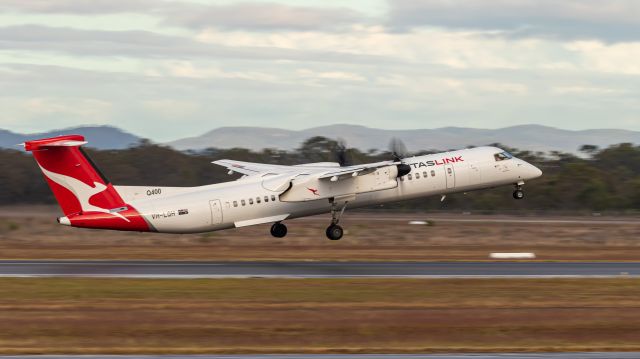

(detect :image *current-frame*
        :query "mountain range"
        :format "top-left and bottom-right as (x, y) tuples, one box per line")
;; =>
(2, 124), (639, 154)
(0, 126), (140, 150)
(167, 124), (640, 154)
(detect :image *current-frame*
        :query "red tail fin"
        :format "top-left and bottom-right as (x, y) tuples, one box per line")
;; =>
(24, 135), (126, 216)
(24, 135), (151, 232)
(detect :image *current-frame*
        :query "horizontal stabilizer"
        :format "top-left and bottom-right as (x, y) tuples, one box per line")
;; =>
(22, 135), (88, 151)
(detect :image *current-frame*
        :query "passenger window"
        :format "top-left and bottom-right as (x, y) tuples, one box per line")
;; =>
(233, 201), (238, 207)
(249, 198), (254, 205)
(408, 174), (412, 180)
(415, 173), (420, 179)
(256, 197), (261, 204)
(241, 199), (246, 206)
(271, 195), (276, 202)
(447, 168), (452, 174)
(431, 170), (435, 177)
(423, 171), (428, 178)
(264, 196), (269, 202)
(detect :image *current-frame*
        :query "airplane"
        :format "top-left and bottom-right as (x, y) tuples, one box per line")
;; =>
(23, 134), (542, 240)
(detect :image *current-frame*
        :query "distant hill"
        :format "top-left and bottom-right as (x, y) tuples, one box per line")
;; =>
(167, 124), (640, 154)
(3, 124), (639, 154)
(0, 126), (141, 150)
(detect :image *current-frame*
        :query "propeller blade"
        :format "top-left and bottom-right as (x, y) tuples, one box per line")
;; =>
(334, 138), (349, 167)
(389, 137), (409, 162)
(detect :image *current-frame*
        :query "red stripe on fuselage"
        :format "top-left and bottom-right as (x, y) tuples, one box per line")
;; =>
(67, 205), (152, 232)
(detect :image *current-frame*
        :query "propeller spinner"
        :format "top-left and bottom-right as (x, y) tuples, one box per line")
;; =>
(389, 138), (411, 177)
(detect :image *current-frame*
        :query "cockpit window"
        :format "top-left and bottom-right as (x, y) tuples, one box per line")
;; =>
(494, 151), (513, 161)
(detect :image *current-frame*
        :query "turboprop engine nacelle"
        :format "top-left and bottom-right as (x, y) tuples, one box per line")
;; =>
(397, 163), (411, 177)
(280, 165), (399, 202)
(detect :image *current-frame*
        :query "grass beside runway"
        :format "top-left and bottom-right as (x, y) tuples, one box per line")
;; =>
(2, 210), (640, 261)
(1, 278), (640, 354)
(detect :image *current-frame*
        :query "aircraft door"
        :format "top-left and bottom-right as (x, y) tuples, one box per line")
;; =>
(469, 164), (481, 184)
(445, 165), (455, 189)
(209, 199), (223, 225)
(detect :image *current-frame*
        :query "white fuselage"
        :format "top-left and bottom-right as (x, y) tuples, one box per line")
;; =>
(114, 146), (542, 233)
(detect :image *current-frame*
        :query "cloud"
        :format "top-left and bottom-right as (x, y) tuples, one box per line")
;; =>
(151, 61), (280, 82)
(1, 61), (640, 139)
(0, 25), (389, 65)
(0, 0), (155, 14)
(143, 99), (200, 118)
(296, 69), (367, 84)
(24, 97), (112, 117)
(164, 2), (366, 32)
(551, 86), (624, 95)
(2, 1), (640, 136)
(6, 0), (638, 42)
(389, 0), (640, 42)
(1, 0), (367, 32)
(0, 95), (113, 131)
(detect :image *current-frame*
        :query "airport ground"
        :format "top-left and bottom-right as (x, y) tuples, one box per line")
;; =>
(1, 206), (639, 355)
(0, 206), (639, 261)
(1, 277), (640, 354)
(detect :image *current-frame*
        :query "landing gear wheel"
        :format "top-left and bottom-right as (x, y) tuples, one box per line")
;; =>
(326, 224), (344, 241)
(270, 222), (287, 238)
(513, 189), (524, 200)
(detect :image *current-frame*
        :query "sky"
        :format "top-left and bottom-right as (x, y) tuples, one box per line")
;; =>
(0, 0), (639, 141)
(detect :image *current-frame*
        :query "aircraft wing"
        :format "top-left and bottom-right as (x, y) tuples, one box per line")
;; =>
(213, 159), (403, 201)
(212, 159), (296, 176)
(213, 159), (396, 178)
(316, 161), (396, 181)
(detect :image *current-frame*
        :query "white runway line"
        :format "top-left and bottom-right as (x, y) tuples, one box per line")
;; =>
(490, 253), (536, 259)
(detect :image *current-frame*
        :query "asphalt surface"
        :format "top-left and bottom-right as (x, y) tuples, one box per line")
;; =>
(321, 214), (640, 225)
(0, 354), (638, 358)
(0, 260), (639, 278)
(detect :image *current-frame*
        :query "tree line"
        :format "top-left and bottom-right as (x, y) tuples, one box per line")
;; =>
(1, 137), (638, 212)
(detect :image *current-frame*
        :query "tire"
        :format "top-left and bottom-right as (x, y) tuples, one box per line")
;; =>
(513, 190), (524, 200)
(270, 222), (287, 238)
(325, 224), (344, 240)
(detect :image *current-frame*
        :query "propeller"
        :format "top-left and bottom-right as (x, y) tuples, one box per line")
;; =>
(389, 138), (412, 177)
(334, 138), (349, 167)
(389, 138), (408, 162)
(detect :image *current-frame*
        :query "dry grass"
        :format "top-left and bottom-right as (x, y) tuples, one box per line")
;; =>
(1, 206), (639, 261)
(0, 278), (639, 353)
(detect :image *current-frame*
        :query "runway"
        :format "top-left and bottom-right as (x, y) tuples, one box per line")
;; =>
(0, 260), (639, 278)
(0, 354), (638, 359)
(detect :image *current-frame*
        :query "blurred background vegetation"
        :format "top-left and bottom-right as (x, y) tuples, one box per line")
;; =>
(1, 137), (638, 213)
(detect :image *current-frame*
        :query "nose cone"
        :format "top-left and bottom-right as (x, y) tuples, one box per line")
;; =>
(527, 163), (543, 179)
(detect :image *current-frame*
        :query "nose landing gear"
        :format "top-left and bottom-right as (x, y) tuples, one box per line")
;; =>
(513, 189), (524, 199)
(513, 182), (525, 200)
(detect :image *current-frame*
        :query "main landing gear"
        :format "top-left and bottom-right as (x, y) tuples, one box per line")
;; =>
(269, 200), (348, 240)
(270, 222), (287, 238)
(326, 200), (347, 240)
(513, 182), (525, 200)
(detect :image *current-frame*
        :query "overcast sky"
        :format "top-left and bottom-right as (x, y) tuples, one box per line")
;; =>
(1, 0), (639, 141)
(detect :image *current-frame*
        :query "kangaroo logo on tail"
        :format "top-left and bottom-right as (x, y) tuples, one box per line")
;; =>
(39, 165), (130, 222)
